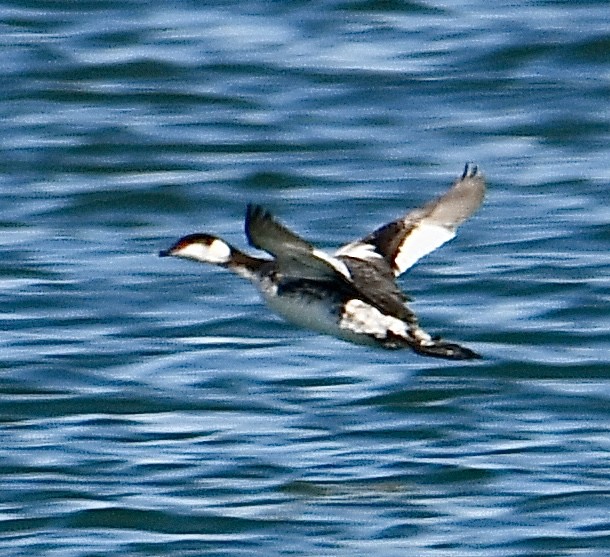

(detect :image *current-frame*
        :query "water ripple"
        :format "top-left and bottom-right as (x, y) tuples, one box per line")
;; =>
(2, 0), (610, 555)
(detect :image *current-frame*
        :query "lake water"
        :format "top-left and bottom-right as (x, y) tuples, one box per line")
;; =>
(1, 1), (610, 555)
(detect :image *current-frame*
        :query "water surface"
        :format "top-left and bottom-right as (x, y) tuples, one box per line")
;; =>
(1, 1), (610, 555)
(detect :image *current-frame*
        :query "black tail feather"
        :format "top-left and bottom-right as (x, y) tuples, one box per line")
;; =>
(412, 339), (481, 360)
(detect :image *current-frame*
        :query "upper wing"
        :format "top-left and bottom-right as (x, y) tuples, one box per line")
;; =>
(246, 204), (419, 321)
(245, 204), (352, 281)
(338, 255), (415, 323)
(335, 163), (485, 277)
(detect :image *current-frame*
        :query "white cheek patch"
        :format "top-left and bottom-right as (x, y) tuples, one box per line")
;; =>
(340, 299), (408, 339)
(208, 238), (232, 263)
(393, 223), (455, 275)
(177, 239), (231, 264)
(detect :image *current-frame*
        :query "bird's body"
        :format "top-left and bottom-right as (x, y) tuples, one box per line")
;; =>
(160, 164), (485, 360)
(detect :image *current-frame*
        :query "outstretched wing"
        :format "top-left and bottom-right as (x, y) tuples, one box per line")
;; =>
(245, 204), (352, 281)
(245, 204), (416, 321)
(336, 163), (485, 277)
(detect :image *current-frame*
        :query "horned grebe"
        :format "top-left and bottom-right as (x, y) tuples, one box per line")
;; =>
(160, 164), (485, 360)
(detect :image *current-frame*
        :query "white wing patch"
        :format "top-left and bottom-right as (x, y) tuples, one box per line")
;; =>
(393, 223), (455, 275)
(334, 241), (384, 261)
(311, 249), (352, 280)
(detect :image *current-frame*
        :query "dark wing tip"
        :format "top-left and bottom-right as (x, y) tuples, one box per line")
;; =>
(245, 203), (261, 218)
(245, 203), (298, 253)
(245, 203), (257, 227)
(245, 203), (272, 223)
(245, 203), (266, 247)
(462, 162), (479, 179)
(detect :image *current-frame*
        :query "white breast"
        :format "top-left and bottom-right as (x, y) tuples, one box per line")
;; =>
(259, 283), (343, 337)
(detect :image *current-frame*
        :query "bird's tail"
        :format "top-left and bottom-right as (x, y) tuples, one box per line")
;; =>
(410, 337), (480, 360)
(384, 329), (480, 360)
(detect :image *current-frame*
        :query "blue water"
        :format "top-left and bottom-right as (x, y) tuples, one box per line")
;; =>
(2, 1), (610, 555)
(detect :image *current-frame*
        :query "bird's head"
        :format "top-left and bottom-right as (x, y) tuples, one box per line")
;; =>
(159, 234), (232, 265)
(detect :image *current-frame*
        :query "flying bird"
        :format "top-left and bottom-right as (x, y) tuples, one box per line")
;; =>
(160, 164), (485, 359)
